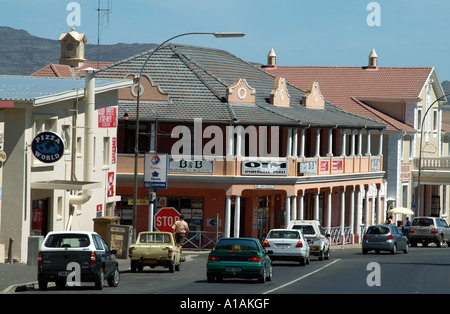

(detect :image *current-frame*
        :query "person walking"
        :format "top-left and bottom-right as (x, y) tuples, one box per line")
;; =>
(172, 215), (189, 257)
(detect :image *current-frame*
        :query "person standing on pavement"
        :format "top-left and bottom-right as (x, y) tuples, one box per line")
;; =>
(172, 215), (189, 256)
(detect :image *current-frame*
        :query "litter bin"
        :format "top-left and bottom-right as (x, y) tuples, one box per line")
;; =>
(93, 216), (120, 240)
(27, 236), (44, 266)
(106, 224), (132, 259)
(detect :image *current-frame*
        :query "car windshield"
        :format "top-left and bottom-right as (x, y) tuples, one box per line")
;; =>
(292, 225), (315, 235)
(44, 233), (90, 248)
(215, 239), (259, 252)
(412, 218), (434, 227)
(268, 230), (299, 239)
(366, 226), (390, 235)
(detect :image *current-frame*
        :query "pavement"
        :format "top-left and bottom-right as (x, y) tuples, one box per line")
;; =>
(0, 244), (361, 294)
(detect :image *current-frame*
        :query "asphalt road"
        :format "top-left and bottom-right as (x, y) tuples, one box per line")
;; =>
(17, 244), (450, 295)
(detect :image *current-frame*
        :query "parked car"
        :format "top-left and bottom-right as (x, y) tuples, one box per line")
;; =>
(263, 229), (310, 266)
(408, 216), (450, 247)
(287, 220), (330, 260)
(362, 224), (408, 254)
(129, 231), (181, 272)
(37, 231), (120, 290)
(206, 237), (272, 283)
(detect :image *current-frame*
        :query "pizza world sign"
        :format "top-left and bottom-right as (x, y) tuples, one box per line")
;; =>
(31, 131), (65, 163)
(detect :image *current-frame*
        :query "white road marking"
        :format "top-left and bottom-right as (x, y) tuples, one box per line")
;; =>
(263, 259), (341, 294)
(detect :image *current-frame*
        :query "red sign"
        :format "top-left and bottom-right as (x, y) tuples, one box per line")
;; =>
(98, 107), (117, 128)
(154, 207), (181, 232)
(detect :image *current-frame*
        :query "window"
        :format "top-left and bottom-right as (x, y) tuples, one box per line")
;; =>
(44, 233), (90, 248)
(417, 108), (422, 131)
(103, 137), (110, 167)
(433, 109), (438, 132)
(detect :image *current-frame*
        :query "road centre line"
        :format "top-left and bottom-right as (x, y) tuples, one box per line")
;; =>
(263, 259), (341, 294)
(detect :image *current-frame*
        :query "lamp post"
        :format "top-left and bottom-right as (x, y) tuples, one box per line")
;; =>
(132, 32), (245, 241)
(416, 93), (450, 216)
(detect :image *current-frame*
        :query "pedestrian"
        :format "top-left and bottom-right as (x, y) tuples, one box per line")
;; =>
(405, 216), (411, 227)
(172, 215), (189, 256)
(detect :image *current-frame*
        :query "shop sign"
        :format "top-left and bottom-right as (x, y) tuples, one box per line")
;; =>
(31, 131), (65, 163)
(98, 107), (117, 128)
(144, 153), (168, 189)
(242, 161), (287, 176)
(169, 158), (213, 173)
(298, 161), (317, 175)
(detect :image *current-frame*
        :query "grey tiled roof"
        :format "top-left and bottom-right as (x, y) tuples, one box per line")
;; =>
(95, 44), (385, 129)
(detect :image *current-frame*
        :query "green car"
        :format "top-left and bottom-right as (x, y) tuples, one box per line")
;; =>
(206, 237), (272, 283)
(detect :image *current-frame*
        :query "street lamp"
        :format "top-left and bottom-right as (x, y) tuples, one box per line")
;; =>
(132, 32), (245, 241)
(416, 93), (450, 216)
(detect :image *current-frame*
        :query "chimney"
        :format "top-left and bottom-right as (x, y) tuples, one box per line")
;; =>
(368, 48), (378, 68)
(266, 48), (277, 67)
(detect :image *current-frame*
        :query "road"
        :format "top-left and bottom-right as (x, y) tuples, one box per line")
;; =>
(19, 245), (450, 296)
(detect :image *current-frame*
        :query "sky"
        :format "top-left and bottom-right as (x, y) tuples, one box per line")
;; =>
(1, 0), (450, 80)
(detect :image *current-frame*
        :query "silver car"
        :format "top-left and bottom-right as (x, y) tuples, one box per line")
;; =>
(362, 224), (409, 254)
(408, 216), (450, 247)
(263, 229), (310, 266)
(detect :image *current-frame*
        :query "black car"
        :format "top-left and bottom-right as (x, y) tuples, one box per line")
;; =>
(37, 231), (120, 290)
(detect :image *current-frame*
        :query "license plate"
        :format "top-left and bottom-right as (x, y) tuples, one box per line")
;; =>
(226, 267), (241, 272)
(58, 271), (70, 277)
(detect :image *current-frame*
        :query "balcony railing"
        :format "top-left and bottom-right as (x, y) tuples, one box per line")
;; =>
(414, 157), (450, 170)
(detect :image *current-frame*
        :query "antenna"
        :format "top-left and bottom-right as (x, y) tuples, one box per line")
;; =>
(96, 0), (112, 68)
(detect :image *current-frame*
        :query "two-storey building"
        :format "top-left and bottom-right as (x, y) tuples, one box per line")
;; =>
(95, 44), (387, 247)
(262, 48), (448, 221)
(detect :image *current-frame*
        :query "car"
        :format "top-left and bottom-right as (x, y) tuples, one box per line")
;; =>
(37, 231), (120, 290)
(263, 229), (310, 266)
(206, 237), (272, 283)
(408, 216), (450, 247)
(129, 231), (181, 272)
(362, 224), (408, 254)
(287, 220), (330, 260)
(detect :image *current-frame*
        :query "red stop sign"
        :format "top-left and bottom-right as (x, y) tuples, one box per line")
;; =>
(154, 207), (181, 232)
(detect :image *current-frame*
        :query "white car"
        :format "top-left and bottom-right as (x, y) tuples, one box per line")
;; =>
(263, 229), (310, 266)
(287, 220), (331, 261)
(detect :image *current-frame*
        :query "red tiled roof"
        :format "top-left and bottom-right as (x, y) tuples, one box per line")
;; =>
(31, 61), (113, 78)
(263, 66), (434, 131)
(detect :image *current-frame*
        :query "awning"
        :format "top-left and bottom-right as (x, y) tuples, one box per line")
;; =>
(31, 180), (101, 190)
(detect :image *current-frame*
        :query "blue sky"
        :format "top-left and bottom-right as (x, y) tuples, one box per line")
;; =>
(2, 0), (450, 80)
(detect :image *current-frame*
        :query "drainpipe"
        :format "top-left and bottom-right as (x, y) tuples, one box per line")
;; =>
(66, 72), (95, 229)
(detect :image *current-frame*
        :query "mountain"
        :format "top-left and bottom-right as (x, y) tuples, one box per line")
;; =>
(0, 26), (157, 75)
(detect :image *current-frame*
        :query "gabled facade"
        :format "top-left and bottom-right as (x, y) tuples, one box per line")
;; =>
(0, 75), (132, 263)
(261, 49), (448, 221)
(95, 44), (387, 246)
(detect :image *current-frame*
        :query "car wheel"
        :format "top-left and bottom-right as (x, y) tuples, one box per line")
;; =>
(403, 243), (409, 254)
(266, 265), (273, 282)
(107, 265), (120, 287)
(324, 248), (330, 260)
(130, 260), (137, 273)
(300, 257), (306, 266)
(362, 249), (368, 254)
(169, 260), (175, 273)
(175, 261), (181, 271)
(55, 278), (66, 289)
(258, 268), (266, 283)
(318, 249), (325, 261)
(436, 235), (444, 248)
(38, 277), (48, 291)
(95, 268), (105, 290)
(391, 244), (397, 255)
(207, 273), (216, 283)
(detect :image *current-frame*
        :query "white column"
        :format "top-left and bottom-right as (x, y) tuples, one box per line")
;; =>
(292, 128), (298, 158)
(299, 128), (305, 158)
(235, 126), (242, 158)
(298, 194), (304, 219)
(226, 127), (234, 159)
(327, 191), (332, 234)
(285, 195), (291, 227)
(356, 188), (362, 238)
(314, 193), (320, 220)
(351, 130), (356, 156)
(286, 128), (293, 158)
(376, 186), (381, 224)
(349, 189), (355, 239)
(327, 128), (333, 156)
(315, 128), (321, 157)
(366, 131), (371, 156)
(225, 195), (231, 237)
(341, 129), (347, 157)
(358, 130), (363, 156)
(378, 130), (383, 156)
(364, 188), (370, 226)
(291, 195), (297, 220)
(340, 189), (346, 237)
(234, 195), (241, 237)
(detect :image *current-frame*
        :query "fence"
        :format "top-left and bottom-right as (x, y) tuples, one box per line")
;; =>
(183, 231), (223, 250)
(328, 226), (352, 245)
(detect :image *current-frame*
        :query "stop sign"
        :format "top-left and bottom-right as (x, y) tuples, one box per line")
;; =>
(154, 207), (181, 232)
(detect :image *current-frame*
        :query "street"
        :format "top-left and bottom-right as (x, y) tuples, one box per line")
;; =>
(18, 245), (450, 295)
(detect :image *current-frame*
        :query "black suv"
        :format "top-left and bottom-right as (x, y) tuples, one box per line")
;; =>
(408, 217), (450, 247)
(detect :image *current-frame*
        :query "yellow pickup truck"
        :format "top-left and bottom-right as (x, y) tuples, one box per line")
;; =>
(128, 231), (181, 273)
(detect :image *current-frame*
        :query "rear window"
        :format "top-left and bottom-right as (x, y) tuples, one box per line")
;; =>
(44, 233), (90, 248)
(291, 225), (315, 235)
(140, 233), (171, 243)
(412, 218), (435, 227)
(366, 226), (390, 235)
(215, 239), (259, 251)
(267, 230), (299, 239)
